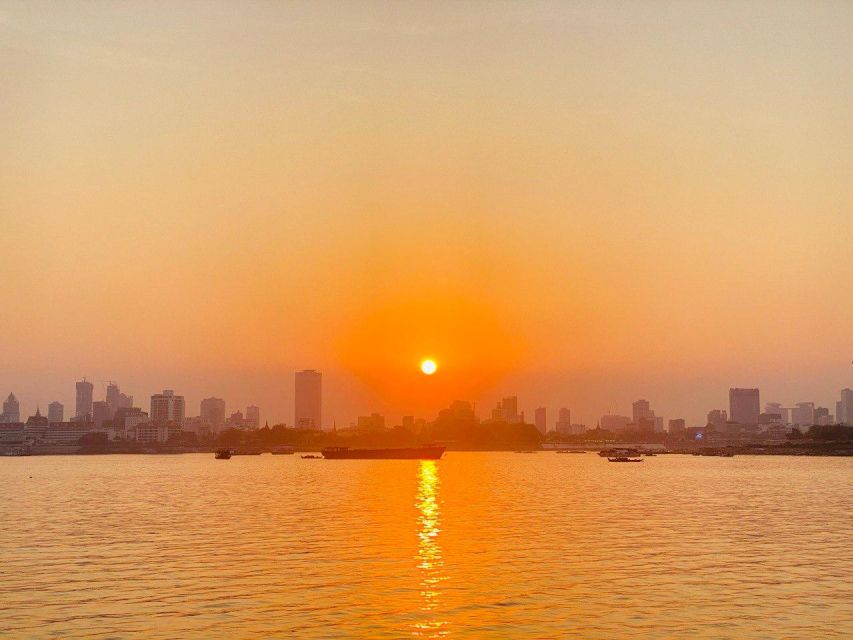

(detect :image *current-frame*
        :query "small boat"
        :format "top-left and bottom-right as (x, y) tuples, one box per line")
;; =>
(607, 457), (643, 462)
(301, 454), (322, 459)
(321, 445), (445, 460)
(214, 449), (232, 460)
(272, 446), (296, 455)
(514, 450), (538, 454)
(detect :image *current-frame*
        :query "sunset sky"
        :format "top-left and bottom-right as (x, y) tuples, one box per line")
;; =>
(2, 2), (851, 426)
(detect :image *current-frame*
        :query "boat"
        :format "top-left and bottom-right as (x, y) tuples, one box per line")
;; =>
(231, 448), (262, 455)
(301, 454), (322, 459)
(271, 446), (296, 455)
(514, 450), (538, 454)
(608, 457), (643, 462)
(599, 448), (640, 458)
(214, 449), (232, 459)
(321, 445), (445, 460)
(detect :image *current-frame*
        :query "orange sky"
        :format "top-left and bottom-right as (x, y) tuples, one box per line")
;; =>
(1, 2), (851, 426)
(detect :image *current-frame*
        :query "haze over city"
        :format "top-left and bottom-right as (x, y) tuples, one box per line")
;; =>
(2, 3), (851, 427)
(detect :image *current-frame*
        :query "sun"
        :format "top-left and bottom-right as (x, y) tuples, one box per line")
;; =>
(420, 359), (437, 375)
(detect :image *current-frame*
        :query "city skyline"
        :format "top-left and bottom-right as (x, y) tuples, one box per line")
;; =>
(2, 373), (851, 432)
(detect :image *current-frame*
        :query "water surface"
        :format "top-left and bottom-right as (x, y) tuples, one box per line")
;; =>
(1, 453), (850, 638)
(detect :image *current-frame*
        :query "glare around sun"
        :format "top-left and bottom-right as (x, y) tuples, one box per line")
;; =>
(420, 359), (437, 375)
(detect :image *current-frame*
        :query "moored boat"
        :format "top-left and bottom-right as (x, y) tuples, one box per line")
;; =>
(607, 457), (643, 462)
(321, 445), (445, 460)
(214, 449), (232, 459)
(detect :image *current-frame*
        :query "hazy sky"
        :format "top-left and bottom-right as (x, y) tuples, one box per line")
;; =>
(2, 1), (851, 426)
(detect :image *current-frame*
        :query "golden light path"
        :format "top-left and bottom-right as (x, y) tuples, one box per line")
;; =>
(413, 460), (448, 638)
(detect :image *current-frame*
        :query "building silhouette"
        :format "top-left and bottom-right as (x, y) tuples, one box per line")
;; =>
(246, 405), (260, 429)
(556, 408), (572, 434)
(75, 379), (94, 420)
(106, 382), (133, 417)
(295, 370), (322, 429)
(47, 401), (64, 424)
(707, 409), (727, 427)
(534, 407), (546, 435)
(836, 388), (853, 426)
(729, 388), (760, 424)
(92, 401), (111, 429)
(1, 393), (20, 423)
(791, 402), (815, 427)
(200, 397), (226, 430)
(150, 390), (185, 426)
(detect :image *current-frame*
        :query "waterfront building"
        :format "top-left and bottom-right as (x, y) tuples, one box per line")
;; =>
(295, 369), (322, 430)
(600, 414), (631, 432)
(707, 409), (728, 427)
(837, 388), (853, 426)
(791, 402), (815, 427)
(92, 401), (112, 429)
(765, 402), (789, 424)
(729, 388), (760, 424)
(534, 407), (546, 435)
(668, 418), (686, 435)
(106, 383), (133, 417)
(357, 413), (385, 430)
(555, 407), (572, 434)
(632, 399), (653, 423)
(47, 401), (64, 423)
(111, 407), (148, 440)
(150, 390), (185, 426)
(76, 379), (94, 420)
(1, 393), (20, 424)
(246, 405), (260, 429)
(200, 397), (226, 430)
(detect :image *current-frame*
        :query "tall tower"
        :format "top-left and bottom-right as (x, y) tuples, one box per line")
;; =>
(47, 401), (64, 423)
(2, 393), (20, 423)
(295, 370), (322, 430)
(729, 388), (760, 424)
(76, 379), (94, 420)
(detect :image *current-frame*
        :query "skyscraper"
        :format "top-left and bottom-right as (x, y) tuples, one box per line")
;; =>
(707, 409), (727, 427)
(150, 390), (185, 426)
(200, 397), (226, 430)
(76, 379), (94, 420)
(534, 407), (546, 435)
(764, 402), (789, 424)
(106, 382), (133, 417)
(791, 402), (815, 427)
(1, 393), (20, 423)
(295, 370), (322, 429)
(47, 401), (64, 423)
(837, 388), (853, 426)
(246, 405), (260, 429)
(632, 399), (653, 423)
(92, 401), (112, 429)
(729, 388), (760, 424)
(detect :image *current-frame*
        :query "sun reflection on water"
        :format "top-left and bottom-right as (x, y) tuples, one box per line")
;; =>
(412, 460), (448, 637)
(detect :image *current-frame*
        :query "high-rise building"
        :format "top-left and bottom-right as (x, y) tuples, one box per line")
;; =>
(1, 393), (20, 423)
(534, 407), (546, 435)
(555, 408), (572, 433)
(814, 407), (833, 426)
(790, 402), (815, 427)
(245, 405), (260, 429)
(729, 388), (760, 424)
(47, 401), (64, 423)
(92, 401), (112, 429)
(150, 390), (185, 426)
(501, 396), (519, 423)
(200, 397), (226, 430)
(106, 382), (133, 417)
(668, 418), (686, 435)
(295, 370), (322, 429)
(707, 409), (727, 427)
(76, 379), (94, 419)
(837, 388), (853, 426)
(632, 399), (653, 423)
(600, 414), (630, 432)
(764, 402), (789, 424)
